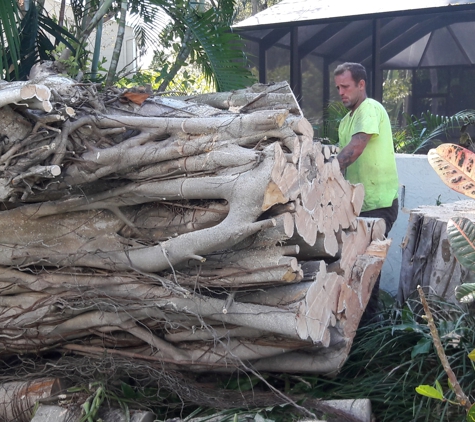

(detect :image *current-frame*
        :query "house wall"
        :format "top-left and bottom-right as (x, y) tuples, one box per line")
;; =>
(381, 153), (466, 296)
(43, 0), (137, 75)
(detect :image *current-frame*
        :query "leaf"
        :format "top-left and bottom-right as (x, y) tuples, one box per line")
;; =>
(455, 283), (475, 304)
(447, 217), (475, 272)
(120, 382), (137, 399)
(121, 91), (151, 105)
(415, 385), (445, 400)
(435, 379), (444, 396)
(468, 403), (475, 422)
(181, 8), (255, 91)
(411, 337), (432, 358)
(0, 0), (21, 80)
(468, 348), (475, 362)
(428, 144), (475, 199)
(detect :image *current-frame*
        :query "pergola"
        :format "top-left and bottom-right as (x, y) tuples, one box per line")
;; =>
(233, 0), (475, 123)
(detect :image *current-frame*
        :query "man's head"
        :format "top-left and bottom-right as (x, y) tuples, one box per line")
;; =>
(334, 62), (367, 111)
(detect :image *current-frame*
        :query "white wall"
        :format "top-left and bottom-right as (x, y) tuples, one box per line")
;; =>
(43, 0), (137, 75)
(380, 153), (466, 296)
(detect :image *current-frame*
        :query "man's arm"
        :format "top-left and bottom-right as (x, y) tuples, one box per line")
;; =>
(337, 132), (372, 171)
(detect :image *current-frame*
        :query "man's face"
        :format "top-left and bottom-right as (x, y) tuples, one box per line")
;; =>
(334, 70), (365, 111)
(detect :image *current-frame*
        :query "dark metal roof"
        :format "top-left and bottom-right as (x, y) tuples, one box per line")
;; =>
(232, 0), (475, 112)
(233, 0), (475, 69)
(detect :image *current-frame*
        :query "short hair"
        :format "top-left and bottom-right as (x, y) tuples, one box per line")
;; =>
(334, 62), (367, 84)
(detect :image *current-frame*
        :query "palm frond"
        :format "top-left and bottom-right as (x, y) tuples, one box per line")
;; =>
(0, 0), (21, 80)
(143, 0), (254, 92)
(38, 13), (79, 54)
(181, 5), (255, 91)
(0, 1), (80, 81)
(18, 4), (79, 80)
(393, 110), (465, 154)
(127, 0), (171, 53)
(17, 5), (41, 80)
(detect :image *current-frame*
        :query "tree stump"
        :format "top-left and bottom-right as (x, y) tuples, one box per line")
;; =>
(398, 200), (475, 305)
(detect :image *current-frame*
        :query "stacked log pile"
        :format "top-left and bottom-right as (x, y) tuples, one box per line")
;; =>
(0, 64), (390, 379)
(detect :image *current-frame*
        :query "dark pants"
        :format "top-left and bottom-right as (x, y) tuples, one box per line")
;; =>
(359, 198), (399, 238)
(359, 198), (399, 322)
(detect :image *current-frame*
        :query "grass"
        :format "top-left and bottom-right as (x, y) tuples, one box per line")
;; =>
(158, 293), (475, 421)
(272, 294), (475, 421)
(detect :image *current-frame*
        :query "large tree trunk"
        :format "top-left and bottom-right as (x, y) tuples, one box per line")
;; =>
(398, 200), (475, 305)
(0, 67), (389, 381)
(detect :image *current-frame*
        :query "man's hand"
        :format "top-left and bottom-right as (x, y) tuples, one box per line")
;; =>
(337, 132), (372, 171)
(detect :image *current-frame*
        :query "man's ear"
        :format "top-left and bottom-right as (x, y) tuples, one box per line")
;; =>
(358, 79), (366, 90)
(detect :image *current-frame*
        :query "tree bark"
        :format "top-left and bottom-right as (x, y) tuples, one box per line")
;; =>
(0, 65), (390, 378)
(398, 200), (475, 305)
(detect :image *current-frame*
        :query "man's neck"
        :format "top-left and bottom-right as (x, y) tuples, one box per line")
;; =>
(349, 95), (367, 115)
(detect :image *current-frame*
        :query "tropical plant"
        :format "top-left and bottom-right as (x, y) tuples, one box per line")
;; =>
(415, 284), (475, 422)
(1, 0), (255, 92)
(382, 68), (412, 125)
(393, 111), (464, 154)
(0, 1), (79, 81)
(144, 0), (255, 92)
(315, 101), (348, 144)
(241, 293), (475, 422)
(413, 138), (475, 420)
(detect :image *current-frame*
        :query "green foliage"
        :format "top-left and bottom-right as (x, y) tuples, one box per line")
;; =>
(173, 0), (255, 92)
(447, 217), (475, 274)
(0, 1), (80, 81)
(141, 0), (255, 93)
(412, 214), (475, 420)
(316, 101), (348, 144)
(302, 296), (475, 422)
(469, 404), (475, 421)
(117, 69), (162, 90)
(80, 384), (105, 422)
(116, 66), (211, 94)
(383, 69), (412, 124)
(0, 0), (21, 80)
(48, 42), (94, 80)
(415, 381), (445, 401)
(1, 0), (254, 92)
(392, 111), (460, 153)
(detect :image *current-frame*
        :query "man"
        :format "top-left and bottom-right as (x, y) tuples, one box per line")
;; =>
(334, 62), (399, 319)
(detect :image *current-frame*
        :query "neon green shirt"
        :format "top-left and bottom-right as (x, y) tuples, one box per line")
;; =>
(338, 98), (399, 212)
